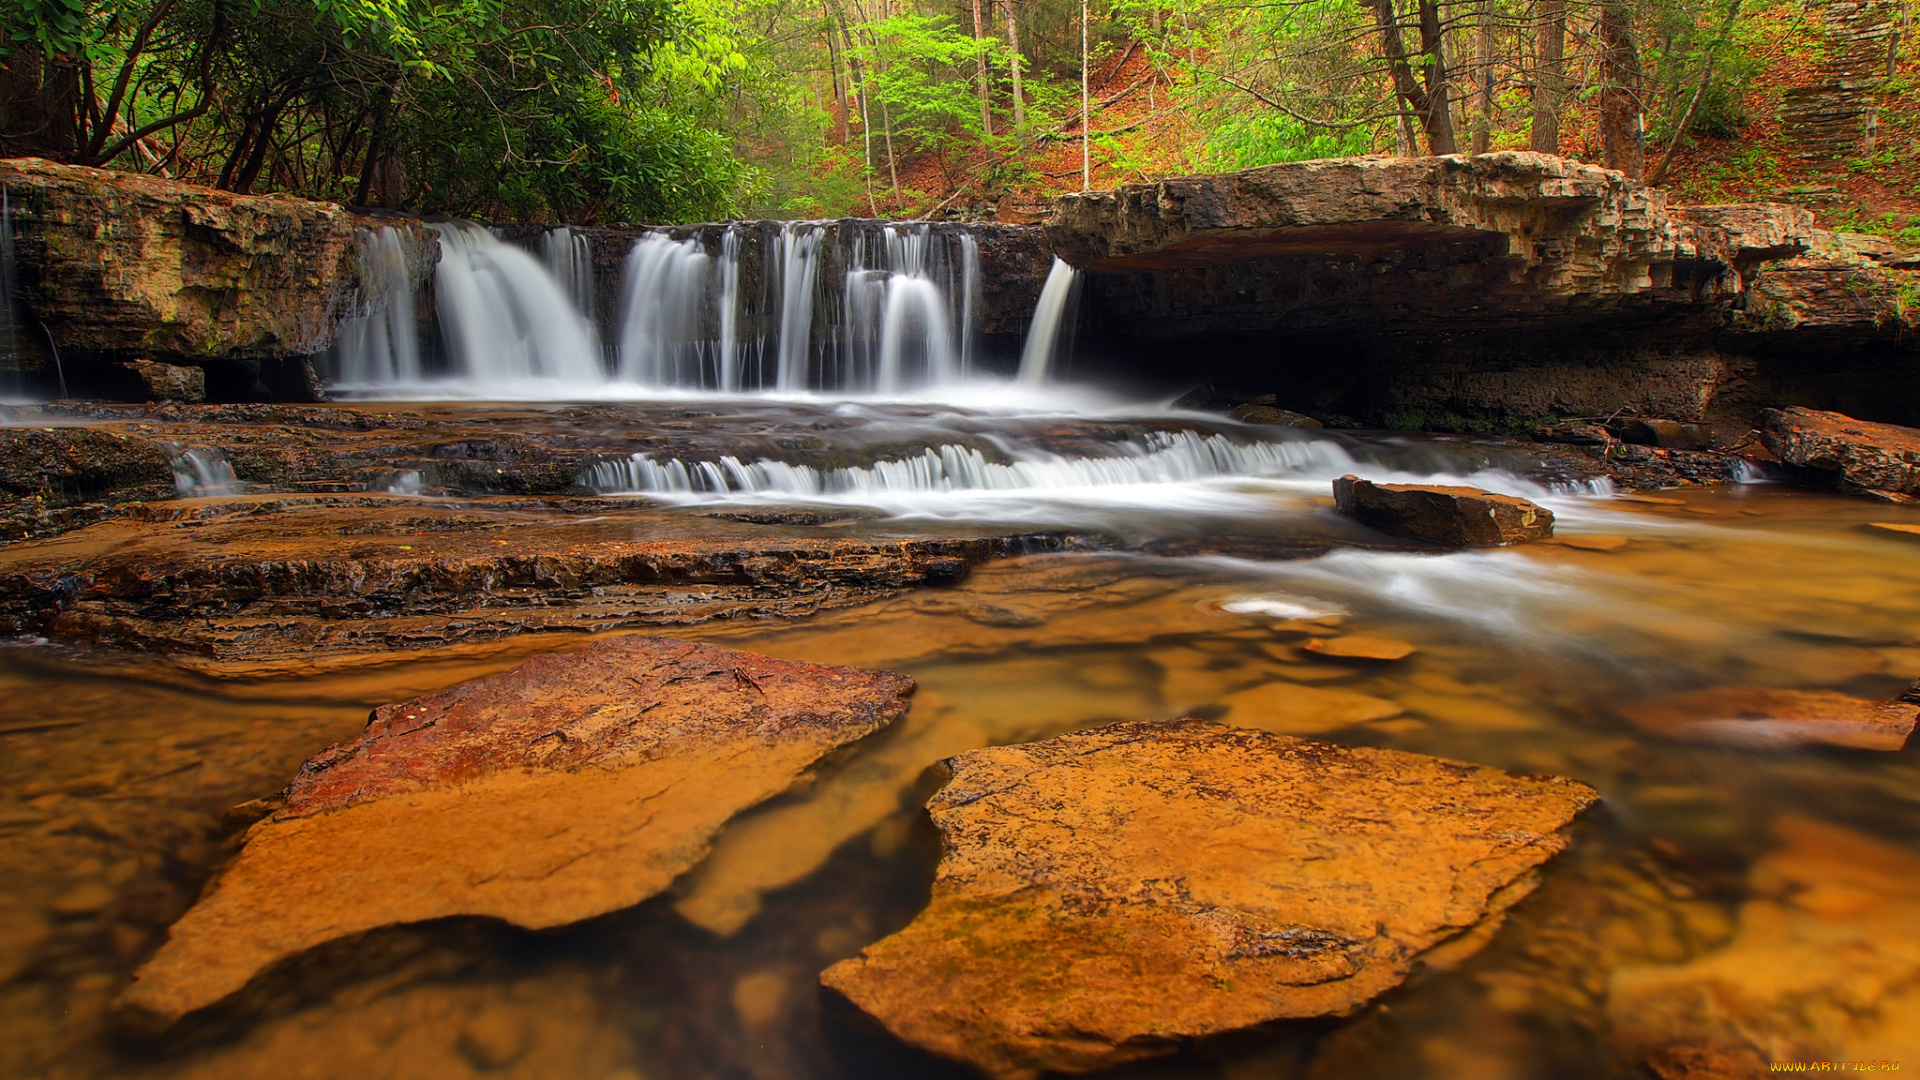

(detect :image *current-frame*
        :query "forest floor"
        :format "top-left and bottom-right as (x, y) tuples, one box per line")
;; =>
(849, 8), (1920, 242)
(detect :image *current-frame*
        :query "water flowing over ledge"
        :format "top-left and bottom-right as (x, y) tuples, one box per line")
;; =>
(327, 218), (1070, 401)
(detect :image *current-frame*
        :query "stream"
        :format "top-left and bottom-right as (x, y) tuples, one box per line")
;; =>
(4, 397), (1919, 1079)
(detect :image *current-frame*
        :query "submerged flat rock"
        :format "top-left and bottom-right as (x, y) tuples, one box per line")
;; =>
(1623, 687), (1917, 751)
(114, 635), (913, 1031)
(821, 719), (1597, 1079)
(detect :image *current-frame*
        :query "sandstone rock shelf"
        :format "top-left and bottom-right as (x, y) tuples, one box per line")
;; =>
(823, 718), (1598, 1079)
(113, 635), (914, 1031)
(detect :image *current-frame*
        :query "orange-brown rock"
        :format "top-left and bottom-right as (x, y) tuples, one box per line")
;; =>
(1760, 407), (1920, 502)
(820, 719), (1597, 1079)
(1333, 474), (1554, 547)
(114, 635), (913, 1031)
(1621, 687), (1917, 751)
(1302, 634), (1417, 660)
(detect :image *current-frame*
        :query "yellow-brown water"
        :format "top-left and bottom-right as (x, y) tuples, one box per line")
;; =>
(5, 482), (1920, 1078)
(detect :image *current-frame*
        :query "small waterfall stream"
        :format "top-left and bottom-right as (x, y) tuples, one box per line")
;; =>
(1018, 258), (1082, 385)
(331, 226), (422, 385)
(430, 222), (604, 384)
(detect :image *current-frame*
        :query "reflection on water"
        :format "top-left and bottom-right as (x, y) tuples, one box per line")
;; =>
(5, 481), (1920, 1078)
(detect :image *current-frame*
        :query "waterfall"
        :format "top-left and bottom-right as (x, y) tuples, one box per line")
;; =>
(542, 227), (596, 319)
(716, 228), (743, 391)
(430, 221), (603, 383)
(958, 233), (979, 379)
(165, 445), (243, 496)
(774, 224), (824, 392)
(332, 226), (421, 385)
(1018, 258), (1081, 385)
(324, 219), (1024, 398)
(838, 224), (974, 393)
(615, 234), (711, 386)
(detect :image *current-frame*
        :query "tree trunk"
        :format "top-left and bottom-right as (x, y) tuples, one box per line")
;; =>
(1081, 0), (1091, 189)
(1371, 0), (1459, 155)
(972, 0), (993, 136)
(1471, 0), (1494, 153)
(1531, 0), (1565, 152)
(1004, 0), (1026, 129)
(1599, 0), (1645, 177)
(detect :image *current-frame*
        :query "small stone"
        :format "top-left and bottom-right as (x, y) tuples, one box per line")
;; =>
(732, 970), (789, 1029)
(1302, 635), (1417, 660)
(1220, 681), (1403, 733)
(1333, 475), (1554, 547)
(458, 1003), (531, 1070)
(1867, 522), (1920, 538)
(49, 883), (116, 918)
(1228, 404), (1322, 428)
(1621, 687), (1917, 751)
(1618, 419), (1711, 450)
(1533, 422), (1611, 445)
(115, 360), (206, 403)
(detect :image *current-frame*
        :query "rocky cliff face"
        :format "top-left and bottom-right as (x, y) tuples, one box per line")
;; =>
(1046, 152), (1919, 427)
(0, 158), (436, 400)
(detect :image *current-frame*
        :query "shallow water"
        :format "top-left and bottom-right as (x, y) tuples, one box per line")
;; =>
(4, 421), (1920, 1078)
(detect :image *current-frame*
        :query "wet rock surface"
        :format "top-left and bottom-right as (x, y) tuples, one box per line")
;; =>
(1622, 687), (1918, 751)
(1333, 474), (1554, 547)
(114, 635), (914, 1031)
(1760, 406), (1920, 501)
(821, 718), (1597, 1079)
(0, 158), (436, 397)
(0, 496), (1054, 672)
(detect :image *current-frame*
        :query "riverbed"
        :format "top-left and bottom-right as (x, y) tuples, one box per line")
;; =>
(3, 403), (1918, 1079)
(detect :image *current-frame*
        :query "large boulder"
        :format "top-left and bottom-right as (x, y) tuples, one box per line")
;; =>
(1760, 406), (1920, 501)
(1333, 474), (1554, 547)
(113, 636), (914, 1031)
(0, 158), (435, 398)
(821, 719), (1598, 1079)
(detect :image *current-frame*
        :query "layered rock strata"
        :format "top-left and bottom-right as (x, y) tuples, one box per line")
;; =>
(1333, 474), (1554, 546)
(0, 497), (1056, 672)
(114, 635), (914, 1031)
(0, 157), (435, 398)
(1047, 152), (1920, 428)
(1760, 405), (1920, 501)
(822, 719), (1598, 1079)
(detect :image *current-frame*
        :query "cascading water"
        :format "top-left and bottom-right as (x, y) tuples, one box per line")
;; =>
(716, 228), (744, 391)
(541, 227), (596, 319)
(616, 234), (712, 386)
(773, 223), (825, 391)
(165, 445), (243, 496)
(431, 222), (604, 384)
(331, 226), (421, 385)
(1018, 257), (1081, 385)
(333, 219), (1031, 398)
(585, 430), (1349, 502)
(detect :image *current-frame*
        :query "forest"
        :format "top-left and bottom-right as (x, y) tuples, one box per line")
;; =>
(0, 0), (1914, 229)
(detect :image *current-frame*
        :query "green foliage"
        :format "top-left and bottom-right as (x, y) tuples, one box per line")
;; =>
(852, 13), (1005, 158)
